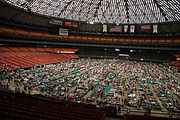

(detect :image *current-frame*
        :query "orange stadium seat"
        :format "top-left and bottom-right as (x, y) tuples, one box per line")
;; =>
(14, 28), (30, 36)
(0, 47), (79, 70)
(43, 33), (57, 39)
(0, 26), (15, 35)
(0, 25), (179, 45)
(30, 31), (44, 37)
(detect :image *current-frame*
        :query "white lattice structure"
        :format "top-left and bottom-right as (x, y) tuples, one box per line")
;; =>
(3, 0), (180, 24)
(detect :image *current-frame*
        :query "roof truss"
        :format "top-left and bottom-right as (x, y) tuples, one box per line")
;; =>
(4, 0), (180, 24)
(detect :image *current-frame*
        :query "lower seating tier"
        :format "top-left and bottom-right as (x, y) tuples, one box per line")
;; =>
(0, 52), (78, 70)
(0, 90), (106, 120)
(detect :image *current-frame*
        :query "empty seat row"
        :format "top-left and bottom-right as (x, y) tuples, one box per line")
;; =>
(0, 90), (106, 120)
(0, 52), (78, 70)
(0, 47), (78, 53)
(123, 114), (179, 120)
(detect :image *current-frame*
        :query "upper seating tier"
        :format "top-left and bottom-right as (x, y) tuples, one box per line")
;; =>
(0, 26), (179, 44)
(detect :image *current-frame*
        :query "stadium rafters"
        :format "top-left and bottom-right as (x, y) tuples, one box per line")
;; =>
(3, 0), (180, 24)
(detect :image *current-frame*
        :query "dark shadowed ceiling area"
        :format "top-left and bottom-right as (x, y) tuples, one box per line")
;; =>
(2, 0), (180, 24)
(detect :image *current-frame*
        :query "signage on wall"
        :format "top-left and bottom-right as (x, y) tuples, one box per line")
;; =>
(109, 25), (122, 33)
(49, 19), (63, 25)
(103, 25), (107, 32)
(124, 25), (129, 33)
(153, 25), (158, 33)
(130, 25), (135, 33)
(59, 28), (68, 36)
(64, 22), (79, 27)
(140, 25), (151, 33)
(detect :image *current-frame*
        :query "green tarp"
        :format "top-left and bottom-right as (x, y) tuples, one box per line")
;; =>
(103, 85), (112, 93)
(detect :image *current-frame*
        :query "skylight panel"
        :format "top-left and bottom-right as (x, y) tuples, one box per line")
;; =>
(3, 0), (180, 24)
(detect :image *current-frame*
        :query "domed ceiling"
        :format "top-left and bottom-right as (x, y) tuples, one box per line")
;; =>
(3, 0), (180, 24)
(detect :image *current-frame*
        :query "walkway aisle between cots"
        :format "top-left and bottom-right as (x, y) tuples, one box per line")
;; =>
(124, 76), (129, 99)
(82, 78), (94, 100)
(135, 80), (141, 101)
(149, 84), (167, 112)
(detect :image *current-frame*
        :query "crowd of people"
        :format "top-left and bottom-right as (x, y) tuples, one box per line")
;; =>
(0, 58), (180, 114)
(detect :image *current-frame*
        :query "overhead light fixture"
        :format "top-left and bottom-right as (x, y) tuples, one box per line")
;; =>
(89, 21), (94, 24)
(115, 49), (120, 51)
(119, 54), (129, 57)
(140, 59), (143, 61)
(130, 50), (133, 52)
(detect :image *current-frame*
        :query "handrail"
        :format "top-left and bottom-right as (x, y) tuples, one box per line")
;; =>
(121, 108), (180, 119)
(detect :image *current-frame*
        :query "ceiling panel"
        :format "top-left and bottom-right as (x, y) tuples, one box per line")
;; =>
(3, 0), (180, 24)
